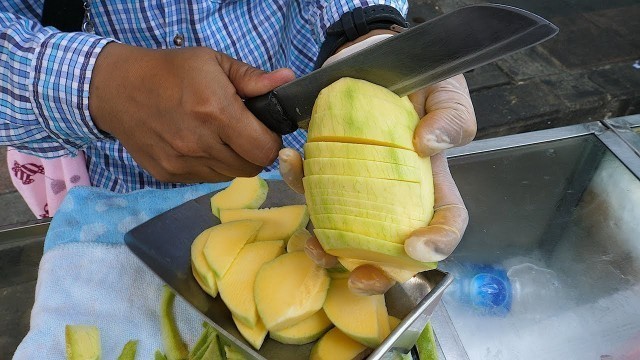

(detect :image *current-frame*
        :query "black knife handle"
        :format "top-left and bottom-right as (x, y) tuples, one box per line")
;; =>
(244, 93), (298, 135)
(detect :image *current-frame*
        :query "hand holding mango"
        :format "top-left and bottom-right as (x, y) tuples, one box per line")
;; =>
(279, 35), (476, 296)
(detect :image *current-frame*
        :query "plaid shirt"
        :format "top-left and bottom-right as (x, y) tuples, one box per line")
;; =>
(0, 0), (407, 192)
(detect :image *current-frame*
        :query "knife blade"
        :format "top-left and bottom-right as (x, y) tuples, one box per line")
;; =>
(244, 4), (558, 135)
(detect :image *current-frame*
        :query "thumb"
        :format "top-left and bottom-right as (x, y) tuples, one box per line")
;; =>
(217, 53), (295, 98)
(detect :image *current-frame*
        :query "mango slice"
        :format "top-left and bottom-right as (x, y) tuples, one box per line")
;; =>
(232, 315), (268, 350)
(191, 227), (218, 297)
(338, 257), (416, 283)
(286, 228), (311, 253)
(160, 286), (189, 360)
(219, 205), (309, 242)
(309, 327), (369, 360)
(269, 309), (333, 345)
(304, 158), (422, 182)
(210, 176), (268, 218)
(254, 252), (330, 331)
(311, 214), (414, 244)
(314, 229), (436, 271)
(308, 203), (426, 229)
(304, 142), (422, 167)
(306, 195), (426, 221)
(303, 175), (423, 204)
(308, 78), (419, 150)
(65, 325), (101, 360)
(388, 316), (401, 331)
(323, 278), (390, 348)
(218, 241), (284, 327)
(203, 220), (262, 278)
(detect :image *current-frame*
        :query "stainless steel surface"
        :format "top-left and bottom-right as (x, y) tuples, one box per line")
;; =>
(246, 4), (558, 134)
(125, 180), (451, 360)
(603, 114), (640, 158)
(438, 126), (640, 359)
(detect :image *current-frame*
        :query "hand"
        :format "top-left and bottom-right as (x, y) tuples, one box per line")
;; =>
(89, 43), (295, 183)
(279, 34), (476, 296)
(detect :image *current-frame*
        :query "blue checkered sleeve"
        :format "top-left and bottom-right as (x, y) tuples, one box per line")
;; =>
(306, 0), (409, 47)
(0, 9), (112, 158)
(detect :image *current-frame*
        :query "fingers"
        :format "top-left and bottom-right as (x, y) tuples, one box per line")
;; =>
(404, 152), (469, 262)
(412, 74), (477, 157)
(304, 236), (339, 269)
(348, 265), (396, 296)
(278, 148), (305, 194)
(217, 52), (296, 98)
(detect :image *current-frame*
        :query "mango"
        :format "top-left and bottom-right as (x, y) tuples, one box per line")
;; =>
(219, 205), (309, 242)
(322, 278), (390, 348)
(65, 325), (101, 360)
(202, 220), (262, 278)
(305, 77), (436, 281)
(254, 252), (330, 331)
(304, 158), (421, 182)
(286, 228), (311, 253)
(269, 309), (333, 345)
(190, 227), (218, 297)
(232, 315), (268, 350)
(309, 327), (369, 360)
(210, 176), (268, 218)
(217, 240), (284, 327)
(338, 257), (416, 283)
(304, 142), (422, 167)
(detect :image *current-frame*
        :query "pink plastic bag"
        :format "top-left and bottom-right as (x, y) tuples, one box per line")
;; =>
(7, 147), (91, 218)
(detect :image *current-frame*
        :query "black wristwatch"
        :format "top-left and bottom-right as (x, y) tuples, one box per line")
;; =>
(315, 5), (409, 69)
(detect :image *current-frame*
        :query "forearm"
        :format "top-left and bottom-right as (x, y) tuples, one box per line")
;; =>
(0, 10), (112, 158)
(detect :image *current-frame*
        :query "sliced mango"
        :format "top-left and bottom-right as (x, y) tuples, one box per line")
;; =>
(219, 205), (309, 242)
(303, 175), (423, 204)
(191, 227), (218, 297)
(254, 252), (330, 331)
(65, 325), (101, 360)
(203, 220), (263, 278)
(210, 176), (268, 218)
(310, 214), (414, 244)
(232, 315), (268, 350)
(314, 229), (437, 271)
(308, 203), (426, 229)
(304, 142), (422, 167)
(286, 228), (311, 253)
(308, 78), (419, 150)
(218, 241), (284, 327)
(306, 195), (426, 221)
(388, 316), (401, 331)
(309, 327), (369, 360)
(338, 257), (416, 283)
(304, 158), (421, 182)
(269, 309), (333, 345)
(323, 278), (390, 347)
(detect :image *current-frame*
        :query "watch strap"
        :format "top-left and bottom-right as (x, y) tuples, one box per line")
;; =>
(315, 5), (408, 69)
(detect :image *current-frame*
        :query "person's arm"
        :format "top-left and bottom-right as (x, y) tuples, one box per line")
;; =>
(0, 7), (112, 157)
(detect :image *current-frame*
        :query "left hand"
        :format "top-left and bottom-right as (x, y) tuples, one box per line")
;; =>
(279, 32), (476, 296)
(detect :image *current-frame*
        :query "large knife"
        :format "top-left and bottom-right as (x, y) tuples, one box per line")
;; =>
(245, 4), (558, 135)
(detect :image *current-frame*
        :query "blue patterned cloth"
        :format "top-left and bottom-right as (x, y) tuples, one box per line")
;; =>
(0, 0), (407, 192)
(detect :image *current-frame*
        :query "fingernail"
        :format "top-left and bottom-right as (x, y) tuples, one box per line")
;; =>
(404, 235), (448, 262)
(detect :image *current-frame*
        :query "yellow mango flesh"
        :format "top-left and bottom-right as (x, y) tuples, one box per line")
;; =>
(306, 195), (425, 221)
(254, 252), (330, 331)
(286, 228), (311, 253)
(232, 315), (268, 350)
(388, 315), (401, 331)
(304, 175), (423, 204)
(338, 257), (416, 283)
(306, 189), (425, 217)
(304, 158), (421, 182)
(308, 203), (426, 229)
(210, 176), (268, 218)
(311, 214), (414, 244)
(203, 220), (262, 278)
(309, 327), (368, 360)
(323, 278), (390, 347)
(190, 227), (218, 297)
(308, 78), (419, 150)
(314, 229), (436, 271)
(218, 240), (284, 327)
(304, 142), (422, 167)
(269, 309), (333, 345)
(219, 205), (309, 242)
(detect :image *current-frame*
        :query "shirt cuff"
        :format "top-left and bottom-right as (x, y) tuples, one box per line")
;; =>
(309, 0), (408, 47)
(29, 30), (114, 154)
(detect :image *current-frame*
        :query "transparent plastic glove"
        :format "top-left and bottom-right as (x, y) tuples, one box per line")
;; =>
(278, 34), (475, 295)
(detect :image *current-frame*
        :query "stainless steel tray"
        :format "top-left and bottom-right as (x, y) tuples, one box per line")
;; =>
(125, 180), (451, 359)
